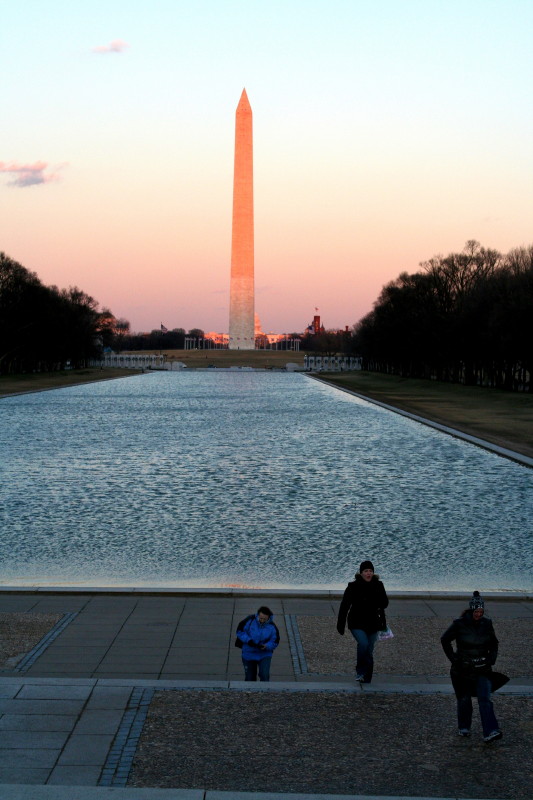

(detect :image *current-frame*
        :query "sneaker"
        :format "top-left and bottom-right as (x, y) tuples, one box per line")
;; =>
(483, 730), (503, 743)
(458, 728), (471, 737)
(355, 674), (365, 682)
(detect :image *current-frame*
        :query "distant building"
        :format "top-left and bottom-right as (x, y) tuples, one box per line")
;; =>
(204, 312), (350, 352)
(306, 315), (325, 335)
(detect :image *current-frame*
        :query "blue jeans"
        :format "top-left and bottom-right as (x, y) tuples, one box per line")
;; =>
(242, 657), (272, 682)
(350, 629), (378, 683)
(456, 675), (499, 736)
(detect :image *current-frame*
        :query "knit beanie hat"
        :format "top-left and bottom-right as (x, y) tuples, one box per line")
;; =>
(359, 560), (374, 573)
(469, 591), (484, 610)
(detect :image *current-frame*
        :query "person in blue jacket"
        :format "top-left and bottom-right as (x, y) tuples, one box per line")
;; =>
(236, 605), (280, 681)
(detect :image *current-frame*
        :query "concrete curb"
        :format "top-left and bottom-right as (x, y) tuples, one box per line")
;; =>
(0, 587), (532, 599)
(0, 785), (512, 799)
(2, 676), (532, 695)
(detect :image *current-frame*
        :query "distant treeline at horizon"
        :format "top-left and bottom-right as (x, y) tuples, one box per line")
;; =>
(0, 251), (127, 375)
(1, 241), (532, 392)
(352, 240), (532, 392)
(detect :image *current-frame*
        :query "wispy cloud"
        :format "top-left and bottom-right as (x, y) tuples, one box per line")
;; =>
(92, 39), (129, 54)
(256, 284), (281, 296)
(0, 161), (66, 188)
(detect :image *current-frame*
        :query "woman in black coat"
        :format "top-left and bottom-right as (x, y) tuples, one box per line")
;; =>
(336, 560), (388, 683)
(441, 591), (507, 743)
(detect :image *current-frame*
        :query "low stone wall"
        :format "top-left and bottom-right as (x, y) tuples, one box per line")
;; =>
(304, 355), (362, 371)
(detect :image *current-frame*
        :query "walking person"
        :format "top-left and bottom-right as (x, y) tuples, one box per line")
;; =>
(336, 560), (389, 683)
(235, 605), (280, 682)
(441, 591), (508, 743)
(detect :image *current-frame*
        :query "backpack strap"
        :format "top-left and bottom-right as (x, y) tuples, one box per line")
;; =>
(236, 614), (255, 633)
(272, 621), (281, 645)
(234, 614), (255, 649)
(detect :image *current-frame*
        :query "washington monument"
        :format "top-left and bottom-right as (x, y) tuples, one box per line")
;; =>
(228, 89), (255, 350)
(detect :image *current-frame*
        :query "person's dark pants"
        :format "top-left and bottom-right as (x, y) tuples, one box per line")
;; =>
(456, 675), (499, 736)
(350, 629), (378, 683)
(242, 657), (272, 682)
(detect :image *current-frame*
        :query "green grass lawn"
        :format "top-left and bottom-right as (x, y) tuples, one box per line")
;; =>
(124, 348), (305, 368)
(0, 368), (140, 396)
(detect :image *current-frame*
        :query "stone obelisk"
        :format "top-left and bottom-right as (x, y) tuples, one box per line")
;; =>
(229, 89), (255, 350)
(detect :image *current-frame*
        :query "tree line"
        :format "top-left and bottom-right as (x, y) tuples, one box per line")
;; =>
(353, 241), (533, 391)
(119, 327), (204, 352)
(3, 240), (531, 391)
(0, 252), (128, 375)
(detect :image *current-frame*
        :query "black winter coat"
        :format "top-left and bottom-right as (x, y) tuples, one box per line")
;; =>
(337, 575), (389, 635)
(441, 612), (498, 672)
(440, 611), (508, 695)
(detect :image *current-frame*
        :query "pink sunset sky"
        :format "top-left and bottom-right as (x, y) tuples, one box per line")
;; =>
(1, 0), (532, 334)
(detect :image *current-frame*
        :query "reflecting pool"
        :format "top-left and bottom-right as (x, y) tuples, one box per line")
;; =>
(1, 372), (531, 591)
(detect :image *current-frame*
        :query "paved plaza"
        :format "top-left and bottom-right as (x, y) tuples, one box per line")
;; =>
(0, 589), (532, 799)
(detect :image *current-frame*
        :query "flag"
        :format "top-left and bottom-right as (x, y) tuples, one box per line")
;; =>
(161, 323), (168, 333)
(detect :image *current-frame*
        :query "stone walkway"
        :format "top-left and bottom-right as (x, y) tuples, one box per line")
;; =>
(0, 589), (532, 799)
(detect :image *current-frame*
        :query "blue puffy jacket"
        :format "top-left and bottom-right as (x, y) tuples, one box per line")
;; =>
(236, 613), (280, 661)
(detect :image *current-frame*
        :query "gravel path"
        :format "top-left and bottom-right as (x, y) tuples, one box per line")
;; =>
(297, 615), (533, 677)
(0, 612), (62, 668)
(129, 690), (533, 798)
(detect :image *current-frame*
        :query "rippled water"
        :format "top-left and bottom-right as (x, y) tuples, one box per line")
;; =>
(1, 371), (531, 591)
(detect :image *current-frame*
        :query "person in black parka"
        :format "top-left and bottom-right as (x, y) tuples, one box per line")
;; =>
(336, 560), (388, 683)
(441, 591), (508, 743)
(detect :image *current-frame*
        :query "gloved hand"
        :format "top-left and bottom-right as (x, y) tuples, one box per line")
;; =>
(248, 640), (257, 647)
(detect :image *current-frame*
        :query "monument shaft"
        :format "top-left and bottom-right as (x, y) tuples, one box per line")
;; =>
(229, 89), (255, 350)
